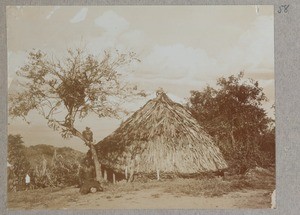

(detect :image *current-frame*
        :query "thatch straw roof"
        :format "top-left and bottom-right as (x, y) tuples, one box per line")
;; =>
(95, 91), (228, 174)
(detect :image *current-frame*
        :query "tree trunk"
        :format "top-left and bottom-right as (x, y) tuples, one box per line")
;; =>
(128, 169), (134, 182)
(89, 144), (102, 182)
(104, 170), (107, 181)
(70, 127), (103, 182)
(128, 159), (135, 182)
(229, 118), (236, 149)
(113, 173), (116, 184)
(230, 129), (235, 148)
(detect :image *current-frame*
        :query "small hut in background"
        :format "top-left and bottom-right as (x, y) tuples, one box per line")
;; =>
(95, 90), (228, 182)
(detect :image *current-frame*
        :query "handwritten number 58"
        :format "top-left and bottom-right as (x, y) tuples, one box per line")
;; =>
(278, 5), (289, 13)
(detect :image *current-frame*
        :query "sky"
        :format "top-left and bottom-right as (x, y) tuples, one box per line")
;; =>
(7, 5), (274, 152)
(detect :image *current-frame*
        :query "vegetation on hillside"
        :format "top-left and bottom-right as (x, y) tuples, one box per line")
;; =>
(7, 134), (31, 191)
(7, 134), (86, 191)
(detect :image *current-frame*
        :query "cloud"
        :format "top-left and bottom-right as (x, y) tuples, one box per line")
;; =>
(186, 14), (275, 113)
(119, 30), (150, 53)
(135, 43), (218, 80)
(46, 6), (61, 20)
(7, 51), (29, 90)
(218, 15), (274, 74)
(94, 11), (129, 35)
(8, 51), (27, 76)
(87, 12), (146, 56)
(70, 8), (88, 23)
(127, 14), (274, 99)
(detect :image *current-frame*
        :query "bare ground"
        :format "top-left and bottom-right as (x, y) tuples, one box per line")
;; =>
(8, 177), (274, 209)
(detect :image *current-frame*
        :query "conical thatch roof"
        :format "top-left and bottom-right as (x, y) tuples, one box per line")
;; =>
(95, 91), (228, 174)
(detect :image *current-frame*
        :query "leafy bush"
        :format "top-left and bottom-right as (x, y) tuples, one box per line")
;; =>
(7, 134), (85, 190)
(7, 134), (31, 191)
(187, 72), (275, 172)
(32, 152), (82, 188)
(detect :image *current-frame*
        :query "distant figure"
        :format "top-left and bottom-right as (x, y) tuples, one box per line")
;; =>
(25, 174), (30, 191)
(83, 127), (93, 143)
(271, 189), (276, 209)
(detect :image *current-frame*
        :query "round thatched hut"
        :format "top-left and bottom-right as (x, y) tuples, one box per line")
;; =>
(95, 90), (228, 180)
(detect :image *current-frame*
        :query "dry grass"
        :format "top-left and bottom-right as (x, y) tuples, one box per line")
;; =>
(163, 176), (274, 197)
(8, 187), (79, 209)
(97, 92), (227, 174)
(104, 167), (275, 198)
(8, 167), (275, 209)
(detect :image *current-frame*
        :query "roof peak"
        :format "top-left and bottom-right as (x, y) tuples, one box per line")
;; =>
(156, 88), (165, 98)
(154, 88), (176, 105)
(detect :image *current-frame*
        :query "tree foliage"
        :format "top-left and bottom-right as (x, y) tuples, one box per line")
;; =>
(9, 49), (145, 139)
(7, 134), (31, 190)
(188, 72), (275, 172)
(9, 48), (146, 181)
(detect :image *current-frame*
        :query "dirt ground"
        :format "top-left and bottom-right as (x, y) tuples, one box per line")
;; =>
(8, 181), (273, 209)
(68, 188), (271, 209)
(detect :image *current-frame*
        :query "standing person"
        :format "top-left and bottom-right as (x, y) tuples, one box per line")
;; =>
(25, 173), (30, 191)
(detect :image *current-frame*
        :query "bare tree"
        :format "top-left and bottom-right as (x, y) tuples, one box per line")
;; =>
(9, 48), (145, 182)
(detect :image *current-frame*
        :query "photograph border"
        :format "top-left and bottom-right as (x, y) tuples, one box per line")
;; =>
(1, 0), (299, 214)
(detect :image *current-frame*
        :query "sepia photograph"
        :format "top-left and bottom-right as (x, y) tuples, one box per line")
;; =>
(7, 5), (275, 209)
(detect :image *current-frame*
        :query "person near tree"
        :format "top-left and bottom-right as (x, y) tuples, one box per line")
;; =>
(82, 127), (93, 144)
(25, 173), (30, 191)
